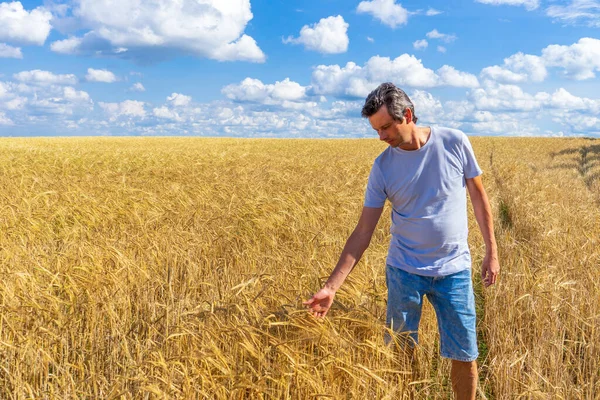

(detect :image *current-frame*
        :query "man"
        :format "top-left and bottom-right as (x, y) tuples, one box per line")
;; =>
(303, 82), (499, 400)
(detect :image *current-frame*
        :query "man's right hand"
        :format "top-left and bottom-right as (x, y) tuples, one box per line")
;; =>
(303, 286), (336, 318)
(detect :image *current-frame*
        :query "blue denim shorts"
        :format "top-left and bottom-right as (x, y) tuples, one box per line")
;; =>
(385, 265), (479, 362)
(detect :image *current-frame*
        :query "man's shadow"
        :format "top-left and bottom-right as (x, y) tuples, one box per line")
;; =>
(550, 143), (600, 190)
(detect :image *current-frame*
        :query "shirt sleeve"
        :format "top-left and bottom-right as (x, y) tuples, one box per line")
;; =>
(364, 161), (387, 208)
(461, 132), (483, 179)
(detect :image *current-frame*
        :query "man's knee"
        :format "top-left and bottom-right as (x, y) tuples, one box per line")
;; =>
(451, 360), (478, 379)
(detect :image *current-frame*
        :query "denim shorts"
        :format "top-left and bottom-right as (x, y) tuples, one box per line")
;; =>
(385, 265), (479, 362)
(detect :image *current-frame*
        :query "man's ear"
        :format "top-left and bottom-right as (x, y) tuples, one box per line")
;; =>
(404, 108), (413, 123)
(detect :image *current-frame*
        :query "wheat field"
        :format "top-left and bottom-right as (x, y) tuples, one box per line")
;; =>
(0, 137), (598, 399)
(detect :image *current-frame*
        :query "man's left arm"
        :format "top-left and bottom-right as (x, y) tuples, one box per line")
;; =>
(466, 176), (500, 287)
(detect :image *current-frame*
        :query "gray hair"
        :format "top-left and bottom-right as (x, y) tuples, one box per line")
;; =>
(361, 82), (418, 124)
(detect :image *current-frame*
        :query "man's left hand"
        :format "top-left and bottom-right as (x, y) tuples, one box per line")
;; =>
(481, 253), (499, 287)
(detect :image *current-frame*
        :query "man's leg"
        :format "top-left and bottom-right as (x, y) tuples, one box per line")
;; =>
(451, 360), (477, 400)
(385, 266), (429, 397)
(385, 265), (426, 347)
(426, 269), (479, 399)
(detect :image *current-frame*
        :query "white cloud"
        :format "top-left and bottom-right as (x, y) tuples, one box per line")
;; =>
(357, 0), (409, 28)
(63, 87), (91, 103)
(367, 36), (375, 43)
(210, 35), (266, 62)
(468, 81), (548, 111)
(471, 112), (540, 134)
(99, 100), (146, 121)
(85, 68), (117, 83)
(2, 96), (27, 110)
(167, 93), (192, 107)
(437, 66), (480, 88)
(50, 37), (82, 55)
(0, 2), (52, 46)
(480, 66), (527, 83)
(0, 82), (8, 99)
(311, 55), (479, 98)
(426, 29), (456, 43)
(542, 37), (600, 80)
(312, 54), (479, 97)
(130, 83), (145, 92)
(413, 39), (428, 50)
(0, 43), (22, 58)
(444, 100), (476, 123)
(426, 8), (443, 16)
(480, 38), (600, 84)
(410, 90), (445, 123)
(153, 106), (183, 121)
(547, 88), (600, 112)
(475, 0), (540, 11)
(546, 0), (600, 27)
(437, 46), (447, 53)
(49, 0), (265, 63)
(0, 111), (13, 125)
(222, 78), (307, 103)
(559, 113), (600, 133)
(3, 81), (94, 117)
(481, 53), (547, 83)
(13, 70), (78, 86)
(283, 16), (349, 54)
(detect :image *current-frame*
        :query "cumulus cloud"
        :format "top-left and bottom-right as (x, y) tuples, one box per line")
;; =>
(153, 106), (183, 121)
(0, 111), (13, 125)
(310, 55), (479, 97)
(85, 68), (117, 83)
(167, 93), (192, 107)
(437, 66), (480, 87)
(471, 111), (540, 135)
(13, 70), (78, 86)
(558, 113), (600, 133)
(2, 96), (27, 111)
(542, 37), (600, 80)
(0, 43), (22, 58)
(546, 0), (600, 27)
(357, 0), (409, 28)
(63, 87), (91, 103)
(222, 78), (308, 103)
(50, 36), (82, 54)
(481, 53), (547, 83)
(1, 81), (93, 117)
(546, 88), (600, 112)
(0, 2), (52, 46)
(475, 0), (540, 11)
(283, 16), (349, 54)
(49, 0), (265, 63)
(480, 38), (600, 83)
(99, 100), (146, 121)
(410, 90), (445, 123)
(426, 29), (456, 43)
(130, 83), (145, 92)
(468, 81), (547, 111)
(403, 81), (600, 135)
(0, 83), (8, 99)
(413, 39), (428, 50)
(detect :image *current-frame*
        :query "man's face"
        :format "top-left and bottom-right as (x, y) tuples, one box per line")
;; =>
(368, 105), (409, 148)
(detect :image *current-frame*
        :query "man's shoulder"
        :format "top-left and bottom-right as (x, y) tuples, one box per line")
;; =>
(434, 126), (465, 141)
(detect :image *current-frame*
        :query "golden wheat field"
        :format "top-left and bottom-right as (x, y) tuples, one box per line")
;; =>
(0, 136), (598, 399)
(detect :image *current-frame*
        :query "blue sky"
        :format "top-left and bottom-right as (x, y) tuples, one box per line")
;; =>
(1, 0), (600, 137)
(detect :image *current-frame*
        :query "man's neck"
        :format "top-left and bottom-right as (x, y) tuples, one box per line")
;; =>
(399, 126), (431, 151)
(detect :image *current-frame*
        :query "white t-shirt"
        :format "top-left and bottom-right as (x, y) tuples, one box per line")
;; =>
(364, 126), (483, 277)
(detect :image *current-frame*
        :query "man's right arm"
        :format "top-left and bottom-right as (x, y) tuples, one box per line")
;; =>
(324, 206), (384, 291)
(303, 206), (384, 318)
